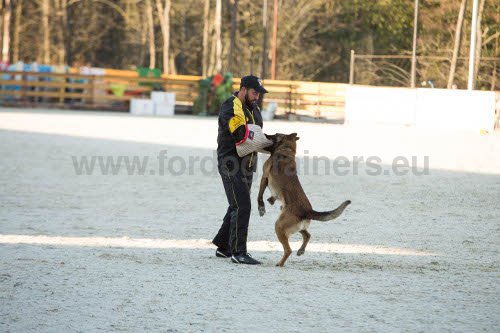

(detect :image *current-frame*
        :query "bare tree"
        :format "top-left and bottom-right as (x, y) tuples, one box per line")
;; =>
(122, 0), (147, 67)
(202, 0), (210, 76)
(274, 0), (336, 81)
(271, 0), (278, 79)
(155, 0), (171, 74)
(139, 3), (147, 66)
(145, 0), (156, 68)
(472, 0), (486, 88)
(492, 37), (498, 90)
(0, 2), (2, 55)
(447, 0), (467, 89)
(214, 0), (222, 73)
(41, 0), (50, 63)
(1, 0), (12, 63)
(208, 2), (216, 75)
(4, 0), (497, 84)
(54, 0), (68, 64)
(11, 0), (22, 62)
(228, 0), (238, 73)
(261, 0), (268, 79)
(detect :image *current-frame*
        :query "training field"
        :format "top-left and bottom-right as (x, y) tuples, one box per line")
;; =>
(0, 108), (499, 332)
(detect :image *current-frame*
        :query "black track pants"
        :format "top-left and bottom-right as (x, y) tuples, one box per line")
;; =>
(213, 164), (253, 255)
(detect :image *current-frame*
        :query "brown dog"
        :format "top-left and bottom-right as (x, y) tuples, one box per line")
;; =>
(258, 133), (351, 266)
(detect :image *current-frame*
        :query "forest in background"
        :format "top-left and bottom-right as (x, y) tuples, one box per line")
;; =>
(0, 0), (498, 89)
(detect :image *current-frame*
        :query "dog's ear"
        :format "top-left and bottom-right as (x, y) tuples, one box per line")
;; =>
(267, 133), (287, 143)
(265, 133), (277, 142)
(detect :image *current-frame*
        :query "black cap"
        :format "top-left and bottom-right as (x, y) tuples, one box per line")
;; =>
(240, 75), (268, 94)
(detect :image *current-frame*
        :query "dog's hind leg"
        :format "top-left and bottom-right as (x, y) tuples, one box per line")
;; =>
(275, 212), (299, 267)
(275, 230), (292, 267)
(297, 229), (311, 256)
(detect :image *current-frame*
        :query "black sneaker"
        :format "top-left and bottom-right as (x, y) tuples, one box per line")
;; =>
(231, 253), (261, 265)
(215, 248), (231, 258)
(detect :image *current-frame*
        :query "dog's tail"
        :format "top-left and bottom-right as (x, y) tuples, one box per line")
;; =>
(305, 200), (351, 222)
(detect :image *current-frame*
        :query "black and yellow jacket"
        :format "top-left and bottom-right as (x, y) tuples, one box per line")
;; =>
(217, 93), (264, 172)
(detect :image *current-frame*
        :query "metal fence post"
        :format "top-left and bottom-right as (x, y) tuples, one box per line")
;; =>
(411, 0), (419, 88)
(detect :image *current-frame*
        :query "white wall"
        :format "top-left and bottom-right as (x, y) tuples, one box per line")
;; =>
(345, 86), (496, 132)
(415, 89), (495, 132)
(345, 86), (416, 126)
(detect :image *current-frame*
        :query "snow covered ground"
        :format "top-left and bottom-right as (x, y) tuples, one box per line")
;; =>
(0, 108), (499, 332)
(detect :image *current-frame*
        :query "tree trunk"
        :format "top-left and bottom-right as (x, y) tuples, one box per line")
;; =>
(145, 0), (155, 69)
(0, 1), (3, 56)
(202, 0), (210, 77)
(447, 0), (467, 89)
(66, 0), (75, 65)
(12, 0), (21, 63)
(139, 4), (147, 66)
(491, 38), (498, 90)
(40, 0), (50, 64)
(2, 0), (12, 63)
(208, 2), (217, 76)
(169, 52), (176, 75)
(54, 0), (67, 65)
(62, 0), (69, 64)
(214, 0), (222, 73)
(472, 0), (485, 88)
(271, 0), (278, 80)
(208, 13), (216, 75)
(155, 0), (171, 74)
(261, 0), (268, 79)
(228, 0), (238, 74)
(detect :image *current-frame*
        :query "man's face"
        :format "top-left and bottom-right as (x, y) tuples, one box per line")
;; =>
(244, 88), (260, 107)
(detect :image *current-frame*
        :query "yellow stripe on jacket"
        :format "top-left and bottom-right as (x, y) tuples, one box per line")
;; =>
(228, 97), (246, 133)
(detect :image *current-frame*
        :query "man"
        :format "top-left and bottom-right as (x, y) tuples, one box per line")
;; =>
(213, 75), (268, 265)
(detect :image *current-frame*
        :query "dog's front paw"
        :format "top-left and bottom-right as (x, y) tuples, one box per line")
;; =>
(258, 205), (266, 217)
(297, 249), (305, 256)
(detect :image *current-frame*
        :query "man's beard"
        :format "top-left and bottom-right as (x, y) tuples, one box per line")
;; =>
(244, 92), (254, 108)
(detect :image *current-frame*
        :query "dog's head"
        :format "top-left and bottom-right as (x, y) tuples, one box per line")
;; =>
(264, 132), (300, 155)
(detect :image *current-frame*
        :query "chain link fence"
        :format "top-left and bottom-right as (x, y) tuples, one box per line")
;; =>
(349, 51), (499, 90)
